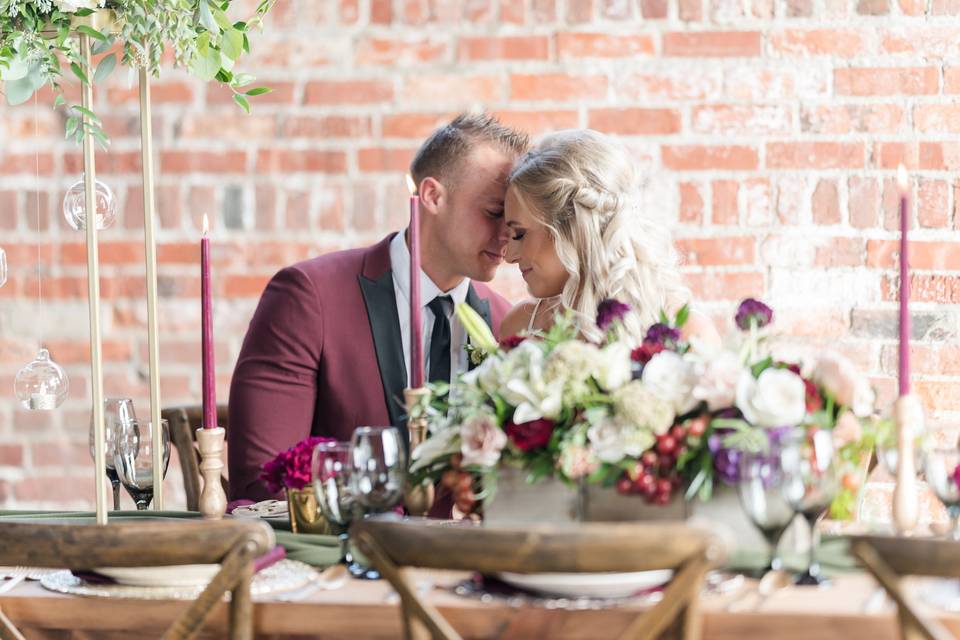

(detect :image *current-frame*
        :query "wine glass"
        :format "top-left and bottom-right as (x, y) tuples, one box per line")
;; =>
(779, 427), (838, 586)
(924, 446), (960, 539)
(312, 441), (365, 575)
(113, 419), (170, 510)
(738, 448), (795, 576)
(88, 398), (136, 510)
(350, 426), (407, 514)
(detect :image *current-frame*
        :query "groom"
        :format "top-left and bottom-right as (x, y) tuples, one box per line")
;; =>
(228, 113), (526, 501)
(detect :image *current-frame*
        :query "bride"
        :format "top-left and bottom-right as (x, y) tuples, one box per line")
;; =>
(499, 128), (720, 347)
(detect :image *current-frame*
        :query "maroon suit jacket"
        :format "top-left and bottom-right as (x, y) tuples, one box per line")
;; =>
(228, 234), (512, 501)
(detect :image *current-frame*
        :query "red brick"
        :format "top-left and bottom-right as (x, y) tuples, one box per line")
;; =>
(566, 0), (595, 21)
(678, 182), (705, 224)
(663, 31), (761, 57)
(587, 108), (681, 135)
(835, 67), (938, 96)
(881, 178), (902, 232)
(224, 274), (272, 298)
(510, 74), (608, 101)
(371, 0), (392, 22)
(160, 151), (245, 174)
(494, 110), (580, 134)
(601, 0), (632, 18)
(899, 0), (926, 12)
(687, 272), (765, 301)
(382, 113), (453, 138)
(679, 0), (702, 19)
(944, 67), (960, 93)
(768, 29), (866, 57)
(868, 240), (960, 270)
(283, 115), (372, 138)
(641, 0), (668, 17)
(355, 37), (447, 65)
(1, 153), (53, 175)
(206, 81), (296, 106)
(107, 81), (194, 104)
(785, 0), (813, 15)
(0, 444), (23, 466)
(15, 476), (95, 502)
(766, 142), (864, 169)
(857, 0), (890, 14)
(618, 70), (722, 102)
(303, 80), (393, 105)
(459, 36), (549, 60)
(63, 151), (142, 174)
(179, 114), (276, 139)
(500, 0), (526, 23)
(533, 0), (557, 21)
(662, 145), (758, 171)
(711, 180), (739, 225)
(881, 344), (960, 376)
(61, 241), (142, 266)
(255, 150), (347, 174)
(801, 105), (905, 135)
(918, 179), (950, 228)
(557, 32), (655, 58)
(402, 75), (501, 103)
(691, 105), (792, 136)
(848, 177), (880, 229)
(358, 147), (417, 172)
(676, 237), (754, 266)
(914, 105), (960, 133)
(812, 179), (840, 225)
(814, 237), (865, 267)
(339, 0), (359, 22)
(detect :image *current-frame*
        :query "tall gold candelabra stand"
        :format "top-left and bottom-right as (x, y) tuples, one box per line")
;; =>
(76, 11), (164, 523)
(403, 387), (435, 516)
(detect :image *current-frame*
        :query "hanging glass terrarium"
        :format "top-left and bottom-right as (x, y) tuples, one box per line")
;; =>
(62, 176), (117, 231)
(15, 348), (69, 410)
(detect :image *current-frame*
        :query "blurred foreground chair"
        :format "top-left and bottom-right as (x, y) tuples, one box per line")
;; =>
(163, 404), (229, 511)
(0, 518), (272, 640)
(850, 535), (959, 640)
(352, 517), (726, 640)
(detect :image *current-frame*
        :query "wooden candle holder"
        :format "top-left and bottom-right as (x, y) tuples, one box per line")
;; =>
(196, 427), (227, 520)
(892, 393), (924, 535)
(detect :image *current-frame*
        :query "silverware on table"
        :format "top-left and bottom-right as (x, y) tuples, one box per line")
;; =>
(273, 563), (349, 602)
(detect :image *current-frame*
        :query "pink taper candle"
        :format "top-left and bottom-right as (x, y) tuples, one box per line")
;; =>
(406, 175), (424, 389)
(201, 214), (217, 428)
(897, 164), (911, 397)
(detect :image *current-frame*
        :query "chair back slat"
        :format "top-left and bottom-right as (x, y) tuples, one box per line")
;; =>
(852, 535), (960, 578)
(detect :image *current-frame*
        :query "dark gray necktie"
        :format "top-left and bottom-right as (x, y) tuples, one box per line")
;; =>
(427, 295), (453, 384)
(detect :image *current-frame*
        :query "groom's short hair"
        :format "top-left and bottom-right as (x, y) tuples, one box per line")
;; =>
(410, 113), (528, 192)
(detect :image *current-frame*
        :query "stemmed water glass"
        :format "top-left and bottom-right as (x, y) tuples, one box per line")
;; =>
(113, 418), (170, 510)
(312, 441), (365, 576)
(350, 426), (407, 514)
(738, 447), (795, 576)
(779, 427), (838, 586)
(88, 398), (136, 510)
(924, 446), (960, 539)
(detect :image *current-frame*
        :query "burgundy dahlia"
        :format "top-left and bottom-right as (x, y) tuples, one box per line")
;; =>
(505, 418), (555, 452)
(596, 299), (631, 331)
(260, 435), (337, 492)
(735, 298), (774, 331)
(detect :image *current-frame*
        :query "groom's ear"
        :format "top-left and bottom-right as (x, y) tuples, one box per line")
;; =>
(418, 177), (446, 216)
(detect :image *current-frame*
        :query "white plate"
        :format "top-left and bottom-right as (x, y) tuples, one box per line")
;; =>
(231, 499), (288, 519)
(94, 564), (221, 587)
(498, 570), (672, 599)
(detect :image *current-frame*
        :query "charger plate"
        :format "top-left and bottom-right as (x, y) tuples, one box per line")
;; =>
(498, 570), (673, 599)
(41, 559), (315, 601)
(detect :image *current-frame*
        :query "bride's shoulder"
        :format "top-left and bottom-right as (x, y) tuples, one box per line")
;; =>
(680, 308), (722, 351)
(498, 299), (539, 339)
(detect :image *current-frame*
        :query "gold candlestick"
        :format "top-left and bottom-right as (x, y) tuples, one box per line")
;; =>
(403, 387), (435, 516)
(196, 427), (227, 519)
(892, 393), (924, 535)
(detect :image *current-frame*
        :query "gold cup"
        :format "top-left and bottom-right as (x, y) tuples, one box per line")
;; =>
(403, 387), (436, 516)
(286, 487), (333, 535)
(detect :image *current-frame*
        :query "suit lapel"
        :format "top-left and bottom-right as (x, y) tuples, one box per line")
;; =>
(465, 285), (493, 371)
(358, 269), (407, 433)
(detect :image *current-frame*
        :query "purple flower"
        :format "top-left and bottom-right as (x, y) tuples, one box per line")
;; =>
(735, 298), (774, 331)
(596, 299), (631, 331)
(644, 323), (681, 349)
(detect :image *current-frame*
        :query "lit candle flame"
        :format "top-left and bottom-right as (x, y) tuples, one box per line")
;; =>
(202, 213), (209, 236)
(405, 174), (417, 196)
(897, 164), (909, 194)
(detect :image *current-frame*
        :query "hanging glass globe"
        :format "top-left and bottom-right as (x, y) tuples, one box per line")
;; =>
(0, 247), (6, 288)
(15, 348), (69, 410)
(62, 176), (117, 231)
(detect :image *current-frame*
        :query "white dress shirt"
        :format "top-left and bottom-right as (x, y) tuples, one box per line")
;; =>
(389, 231), (470, 385)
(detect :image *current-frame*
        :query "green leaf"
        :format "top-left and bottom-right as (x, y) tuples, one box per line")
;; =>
(91, 36), (114, 56)
(72, 105), (101, 124)
(659, 309), (670, 324)
(73, 8), (94, 16)
(232, 93), (250, 113)
(53, 95), (66, 108)
(232, 72), (255, 87)
(65, 116), (78, 139)
(198, 0), (219, 33)
(191, 45), (221, 81)
(75, 25), (106, 42)
(222, 27), (243, 60)
(197, 31), (211, 54)
(675, 304), (690, 328)
(5, 75), (36, 105)
(244, 87), (272, 97)
(70, 62), (89, 85)
(212, 5), (233, 30)
(750, 356), (774, 378)
(93, 53), (116, 83)
(242, 32), (250, 54)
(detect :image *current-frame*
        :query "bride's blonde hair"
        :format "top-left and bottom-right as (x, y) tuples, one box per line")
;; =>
(508, 129), (690, 344)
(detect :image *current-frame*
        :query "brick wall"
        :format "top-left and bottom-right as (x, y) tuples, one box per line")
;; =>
(1, 0), (958, 509)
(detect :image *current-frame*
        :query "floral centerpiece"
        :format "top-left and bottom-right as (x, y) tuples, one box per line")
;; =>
(261, 435), (335, 534)
(410, 298), (880, 520)
(0, 0), (275, 144)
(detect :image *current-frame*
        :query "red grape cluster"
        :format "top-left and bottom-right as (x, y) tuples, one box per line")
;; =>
(615, 417), (707, 505)
(440, 454), (478, 514)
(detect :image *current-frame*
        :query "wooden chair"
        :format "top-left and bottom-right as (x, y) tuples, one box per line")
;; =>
(351, 517), (727, 640)
(0, 518), (273, 640)
(163, 404), (229, 511)
(850, 535), (959, 640)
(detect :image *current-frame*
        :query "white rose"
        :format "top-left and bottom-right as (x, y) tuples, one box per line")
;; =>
(410, 426), (460, 473)
(55, 0), (100, 13)
(691, 351), (743, 411)
(641, 351), (700, 415)
(736, 368), (806, 428)
(593, 342), (632, 391)
(813, 352), (875, 418)
(494, 341), (563, 423)
(459, 413), (507, 467)
(587, 415), (655, 463)
(612, 380), (675, 436)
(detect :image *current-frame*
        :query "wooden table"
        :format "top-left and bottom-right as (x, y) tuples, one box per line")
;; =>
(4, 570), (959, 639)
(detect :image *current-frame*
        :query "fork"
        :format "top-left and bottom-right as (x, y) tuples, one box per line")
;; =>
(0, 566), (58, 595)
